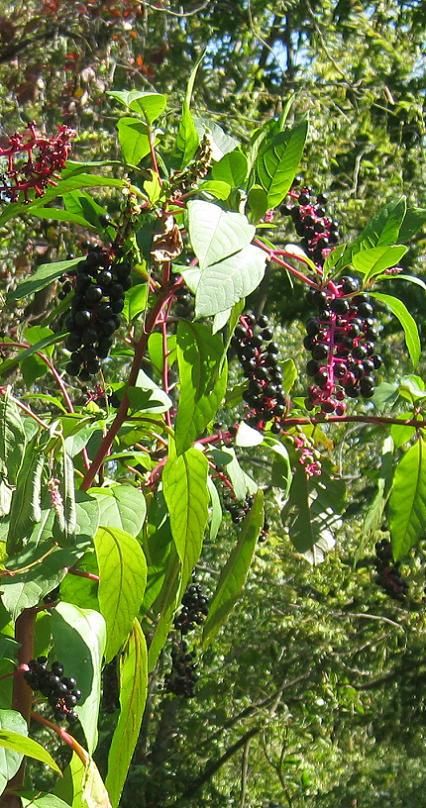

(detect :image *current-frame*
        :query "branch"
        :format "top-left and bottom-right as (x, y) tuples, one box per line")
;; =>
(6, 609), (36, 795)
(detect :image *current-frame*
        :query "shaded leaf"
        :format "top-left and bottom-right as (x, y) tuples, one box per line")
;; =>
(389, 438), (426, 559)
(370, 292), (421, 368)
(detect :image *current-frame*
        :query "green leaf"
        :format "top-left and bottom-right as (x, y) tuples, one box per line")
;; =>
(0, 388), (26, 484)
(370, 292), (421, 368)
(363, 436), (394, 540)
(207, 477), (222, 542)
(338, 197), (407, 268)
(6, 433), (45, 554)
(109, 90), (167, 123)
(195, 244), (266, 317)
(398, 206), (426, 243)
(287, 464), (344, 553)
(91, 485), (146, 536)
(74, 491), (100, 545)
(176, 53), (203, 165)
(211, 446), (253, 500)
(51, 602), (106, 754)
(116, 118), (151, 165)
(21, 795), (72, 808)
(0, 728), (60, 774)
(352, 244), (408, 280)
(105, 620), (148, 808)
(26, 207), (97, 228)
(187, 200), (255, 270)
(147, 544), (180, 672)
(122, 284), (148, 323)
(389, 438), (426, 559)
(1, 543), (86, 621)
(212, 149), (248, 187)
(94, 527), (147, 662)
(163, 448), (209, 587)
(281, 358), (298, 392)
(203, 490), (264, 648)
(0, 709), (28, 797)
(194, 117), (239, 160)
(256, 120), (308, 208)
(0, 332), (66, 380)
(0, 636), (19, 664)
(198, 180), (231, 200)
(175, 322), (227, 454)
(53, 451), (77, 546)
(7, 257), (83, 301)
(246, 186), (269, 224)
(235, 422), (263, 447)
(373, 273), (426, 290)
(269, 442), (293, 497)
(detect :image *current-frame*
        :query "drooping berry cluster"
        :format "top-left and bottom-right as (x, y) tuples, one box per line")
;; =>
(0, 123), (75, 203)
(165, 640), (198, 698)
(232, 313), (286, 432)
(24, 657), (81, 721)
(222, 492), (270, 541)
(173, 583), (209, 635)
(294, 433), (322, 478)
(64, 247), (131, 379)
(304, 277), (382, 413)
(281, 185), (339, 266)
(374, 539), (408, 601)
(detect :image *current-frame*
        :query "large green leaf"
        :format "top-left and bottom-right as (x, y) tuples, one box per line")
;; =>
(0, 709), (27, 797)
(6, 433), (45, 555)
(389, 438), (426, 560)
(195, 244), (266, 317)
(352, 244), (408, 281)
(7, 257), (83, 301)
(163, 448), (209, 588)
(91, 485), (146, 536)
(398, 206), (426, 242)
(187, 200), (255, 269)
(256, 120), (308, 208)
(147, 544), (180, 672)
(21, 795), (72, 807)
(286, 463), (344, 553)
(338, 196), (406, 267)
(176, 53), (203, 165)
(1, 542), (86, 621)
(212, 149), (248, 187)
(51, 603), (106, 754)
(175, 322), (227, 454)
(0, 728), (60, 774)
(203, 490), (264, 648)
(116, 118), (151, 165)
(109, 90), (167, 123)
(0, 388), (26, 484)
(105, 620), (148, 808)
(370, 292), (421, 368)
(94, 527), (147, 662)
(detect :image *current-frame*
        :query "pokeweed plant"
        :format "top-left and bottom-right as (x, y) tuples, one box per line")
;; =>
(0, 74), (424, 807)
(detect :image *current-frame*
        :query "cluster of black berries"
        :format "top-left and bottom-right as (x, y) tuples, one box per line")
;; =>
(375, 539), (408, 601)
(223, 492), (270, 541)
(174, 583), (209, 635)
(165, 640), (198, 698)
(232, 313), (286, 432)
(24, 657), (81, 721)
(281, 185), (339, 266)
(102, 658), (120, 713)
(43, 586), (60, 605)
(173, 285), (194, 320)
(64, 246), (131, 379)
(304, 277), (382, 413)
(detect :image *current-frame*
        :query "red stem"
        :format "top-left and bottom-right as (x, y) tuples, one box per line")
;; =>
(279, 415), (425, 428)
(30, 711), (88, 766)
(81, 284), (176, 490)
(67, 567), (100, 582)
(6, 609), (36, 795)
(254, 239), (318, 288)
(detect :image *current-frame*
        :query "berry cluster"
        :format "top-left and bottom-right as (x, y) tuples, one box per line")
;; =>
(304, 277), (382, 413)
(173, 285), (194, 320)
(64, 247), (131, 379)
(174, 583), (209, 635)
(281, 185), (339, 266)
(165, 640), (198, 698)
(222, 492), (270, 541)
(294, 433), (322, 478)
(24, 657), (81, 721)
(0, 123), (75, 203)
(375, 539), (408, 601)
(232, 313), (286, 432)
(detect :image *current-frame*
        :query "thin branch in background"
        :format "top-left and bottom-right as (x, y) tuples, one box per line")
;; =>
(142, 0), (213, 18)
(239, 735), (251, 808)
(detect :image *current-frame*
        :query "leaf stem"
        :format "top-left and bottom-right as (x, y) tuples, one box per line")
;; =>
(30, 711), (88, 766)
(254, 238), (318, 288)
